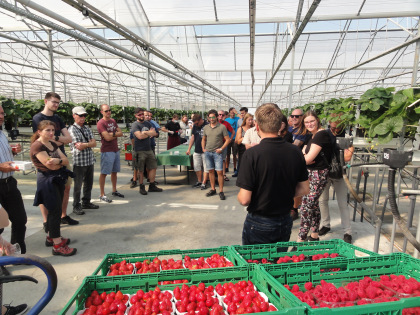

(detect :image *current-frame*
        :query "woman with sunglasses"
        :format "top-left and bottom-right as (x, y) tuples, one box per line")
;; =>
(294, 110), (333, 245)
(30, 120), (77, 256)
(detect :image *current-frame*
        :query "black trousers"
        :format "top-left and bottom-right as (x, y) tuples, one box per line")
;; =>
(72, 164), (94, 206)
(48, 183), (64, 239)
(0, 177), (27, 253)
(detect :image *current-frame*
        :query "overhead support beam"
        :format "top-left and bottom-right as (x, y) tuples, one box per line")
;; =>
(59, 0), (240, 105)
(143, 11), (420, 27)
(412, 21), (420, 86)
(388, 18), (415, 36)
(278, 34), (420, 101)
(4, 0), (239, 106)
(258, 0), (321, 104)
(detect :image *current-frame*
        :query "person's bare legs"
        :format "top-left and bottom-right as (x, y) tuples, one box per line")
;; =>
(217, 170), (224, 192)
(111, 172), (117, 192)
(148, 169), (157, 182)
(233, 154), (237, 170)
(208, 169), (216, 190)
(203, 172), (209, 184)
(99, 173), (107, 196)
(195, 170), (203, 183)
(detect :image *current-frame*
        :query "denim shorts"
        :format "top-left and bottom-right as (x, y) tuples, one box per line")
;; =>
(100, 151), (121, 175)
(242, 212), (293, 247)
(205, 151), (223, 171)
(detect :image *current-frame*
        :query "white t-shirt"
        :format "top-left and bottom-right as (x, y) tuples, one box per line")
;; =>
(242, 127), (261, 146)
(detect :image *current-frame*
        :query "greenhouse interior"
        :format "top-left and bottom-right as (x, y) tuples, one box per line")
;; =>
(1, 0), (420, 314)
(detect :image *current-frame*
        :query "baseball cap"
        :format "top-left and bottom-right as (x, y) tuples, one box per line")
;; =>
(72, 106), (88, 115)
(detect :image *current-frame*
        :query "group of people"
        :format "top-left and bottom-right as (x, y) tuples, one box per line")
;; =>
(234, 104), (354, 247)
(0, 97), (354, 258)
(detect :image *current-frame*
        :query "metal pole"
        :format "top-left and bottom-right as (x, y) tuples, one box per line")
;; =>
(412, 20), (420, 86)
(202, 86), (205, 117)
(107, 73), (111, 105)
(47, 29), (55, 92)
(288, 23), (296, 111)
(146, 51), (150, 110)
(21, 78), (24, 99)
(63, 73), (67, 102)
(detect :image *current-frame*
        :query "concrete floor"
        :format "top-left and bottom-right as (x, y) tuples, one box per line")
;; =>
(0, 155), (408, 314)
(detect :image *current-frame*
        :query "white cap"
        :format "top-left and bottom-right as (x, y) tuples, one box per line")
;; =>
(72, 106), (87, 115)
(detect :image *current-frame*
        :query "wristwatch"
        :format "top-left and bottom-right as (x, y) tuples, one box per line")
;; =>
(55, 135), (59, 141)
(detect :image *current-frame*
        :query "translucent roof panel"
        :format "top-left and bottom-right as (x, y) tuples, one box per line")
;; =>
(0, 0), (419, 109)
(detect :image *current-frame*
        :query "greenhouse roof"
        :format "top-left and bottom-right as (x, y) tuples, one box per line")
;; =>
(0, 0), (419, 111)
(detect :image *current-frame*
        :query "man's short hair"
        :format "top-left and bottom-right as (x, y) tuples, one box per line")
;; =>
(207, 109), (218, 117)
(134, 107), (144, 114)
(240, 107), (248, 113)
(291, 108), (303, 116)
(229, 107), (235, 113)
(45, 92), (61, 100)
(100, 104), (110, 111)
(255, 103), (283, 134)
(173, 114), (179, 119)
(224, 111), (228, 116)
(192, 114), (202, 122)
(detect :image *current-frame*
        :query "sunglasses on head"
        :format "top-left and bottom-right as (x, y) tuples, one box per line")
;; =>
(104, 109), (111, 113)
(76, 114), (87, 117)
(218, 114), (225, 116)
(290, 115), (302, 118)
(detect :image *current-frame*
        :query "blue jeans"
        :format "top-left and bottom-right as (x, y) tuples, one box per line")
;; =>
(205, 151), (223, 171)
(242, 212), (293, 247)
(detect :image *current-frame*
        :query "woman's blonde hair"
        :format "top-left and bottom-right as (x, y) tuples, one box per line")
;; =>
(30, 120), (56, 144)
(241, 113), (254, 127)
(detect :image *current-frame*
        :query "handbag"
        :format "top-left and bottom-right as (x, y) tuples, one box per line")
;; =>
(321, 146), (343, 179)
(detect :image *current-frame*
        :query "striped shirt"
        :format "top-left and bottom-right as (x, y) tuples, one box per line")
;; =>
(0, 130), (14, 178)
(68, 123), (96, 167)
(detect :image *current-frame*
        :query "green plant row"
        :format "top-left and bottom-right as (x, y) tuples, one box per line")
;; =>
(296, 87), (420, 144)
(0, 96), (205, 128)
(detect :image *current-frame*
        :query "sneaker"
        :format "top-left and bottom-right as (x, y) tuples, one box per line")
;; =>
(206, 189), (217, 197)
(45, 236), (70, 247)
(219, 192), (226, 200)
(73, 204), (85, 215)
(43, 222), (48, 233)
(344, 233), (352, 244)
(82, 202), (99, 209)
(318, 226), (331, 236)
(147, 179), (159, 185)
(4, 303), (28, 315)
(139, 184), (148, 195)
(112, 191), (124, 198)
(200, 183), (208, 190)
(60, 215), (79, 225)
(290, 209), (299, 221)
(130, 180), (138, 188)
(308, 235), (319, 242)
(52, 239), (77, 256)
(192, 182), (202, 188)
(149, 183), (163, 192)
(232, 170), (238, 177)
(99, 195), (112, 203)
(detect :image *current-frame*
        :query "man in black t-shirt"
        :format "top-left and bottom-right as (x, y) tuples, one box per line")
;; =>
(162, 114), (181, 150)
(32, 92), (79, 227)
(237, 103), (309, 246)
(186, 114), (209, 190)
(131, 108), (163, 195)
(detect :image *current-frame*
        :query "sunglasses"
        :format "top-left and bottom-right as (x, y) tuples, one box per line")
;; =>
(290, 115), (302, 118)
(218, 114), (225, 116)
(208, 116), (217, 120)
(104, 110), (111, 113)
(76, 114), (87, 117)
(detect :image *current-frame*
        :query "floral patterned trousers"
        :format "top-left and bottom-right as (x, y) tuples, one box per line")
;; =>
(298, 168), (329, 240)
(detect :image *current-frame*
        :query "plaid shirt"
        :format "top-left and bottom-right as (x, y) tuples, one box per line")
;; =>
(68, 123), (96, 166)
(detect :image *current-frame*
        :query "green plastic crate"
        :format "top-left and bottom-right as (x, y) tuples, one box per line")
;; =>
(92, 246), (236, 276)
(60, 266), (305, 315)
(228, 239), (378, 267)
(260, 253), (420, 315)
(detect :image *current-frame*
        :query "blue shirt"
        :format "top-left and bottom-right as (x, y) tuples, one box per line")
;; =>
(0, 130), (14, 178)
(288, 126), (311, 147)
(225, 117), (239, 139)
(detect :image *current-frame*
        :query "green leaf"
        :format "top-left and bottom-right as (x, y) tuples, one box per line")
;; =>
(378, 131), (394, 144)
(374, 122), (389, 135)
(402, 88), (414, 101)
(415, 106), (420, 114)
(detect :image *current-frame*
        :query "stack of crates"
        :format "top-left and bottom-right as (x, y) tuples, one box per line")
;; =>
(61, 240), (420, 315)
